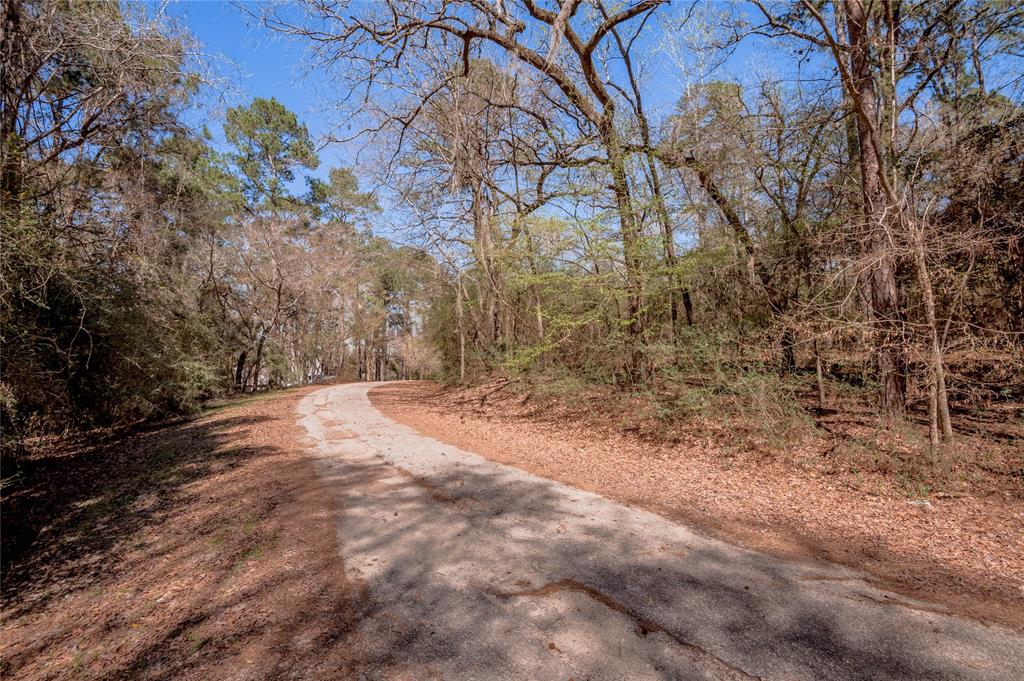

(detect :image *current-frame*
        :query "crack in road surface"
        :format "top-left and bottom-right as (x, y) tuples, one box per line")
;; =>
(298, 383), (1024, 681)
(490, 579), (760, 680)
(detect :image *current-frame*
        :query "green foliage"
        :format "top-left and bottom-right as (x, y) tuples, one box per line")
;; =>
(1, 2), (237, 438)
(224, 97), (318, 207)
(308, 167), (379, 223)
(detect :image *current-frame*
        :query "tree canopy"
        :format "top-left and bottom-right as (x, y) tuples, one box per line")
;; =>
(3, 0), (1022, 460)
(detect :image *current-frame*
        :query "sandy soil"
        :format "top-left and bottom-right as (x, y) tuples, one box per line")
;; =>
(1, 387), (367, 680)
(369, 380), (1024, 631)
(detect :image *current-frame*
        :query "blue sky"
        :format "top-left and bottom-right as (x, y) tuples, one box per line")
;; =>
(163, 0), (789, 246)
(168, 0), (1021, 188)
(167, 1), (778, 198)
(163, 0), (1021, 258)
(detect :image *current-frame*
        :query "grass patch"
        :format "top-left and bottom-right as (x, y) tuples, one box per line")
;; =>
(184, 629), (208, 655)
(232, 543), (266, 572)
(518, 363), (816, 450)
(201, 387), (304, 417)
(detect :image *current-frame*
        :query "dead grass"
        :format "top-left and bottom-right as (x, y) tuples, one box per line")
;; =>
(1, 387), (369, 680)
(370, 380), (1024, 631)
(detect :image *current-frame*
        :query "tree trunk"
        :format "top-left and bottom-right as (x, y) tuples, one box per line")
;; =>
(912, 219), (953, 440)
(681, 290), (694, 327)
(521, 221), (546, 357)
(366, 337), (374, 381)
(845, 0), (907, 416)
(814, 338), (827, 407)
(471, 180), (501, 347)
(781, 328), (796, 373)
(251, 330), (266, 392)
(603, 119), (646, 380)
(1, 0), (24, 208)
(234, 350), (248, 392)
(928, 373), (940, 451)
(456, 273), (466, 383)
(644, 151), (683, 340)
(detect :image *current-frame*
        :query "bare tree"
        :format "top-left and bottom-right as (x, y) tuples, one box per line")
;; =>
(262, 0), (675, 379)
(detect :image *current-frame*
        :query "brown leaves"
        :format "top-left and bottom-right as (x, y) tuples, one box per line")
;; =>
(371, 380), (1024, 630)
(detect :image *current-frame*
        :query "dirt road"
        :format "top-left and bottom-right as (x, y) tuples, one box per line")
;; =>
(298, 383), (1024, 681)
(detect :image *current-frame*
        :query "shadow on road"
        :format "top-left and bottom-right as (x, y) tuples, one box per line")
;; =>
(307, 425), (1003, 681)
(3, 384), (1020, 680)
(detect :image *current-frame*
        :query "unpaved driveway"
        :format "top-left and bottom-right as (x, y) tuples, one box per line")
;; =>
(298, 383), (1024, 681)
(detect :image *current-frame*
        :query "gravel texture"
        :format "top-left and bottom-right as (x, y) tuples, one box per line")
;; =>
(370, 380), (1024, 630)
(302, 382), (1024, 680)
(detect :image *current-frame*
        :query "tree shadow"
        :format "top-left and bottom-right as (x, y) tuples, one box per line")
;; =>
(2, 414), (278, 616)
(294, 434), (1017, 680)
(1, 395), (369, 680)
(4, 389), (1020, 680)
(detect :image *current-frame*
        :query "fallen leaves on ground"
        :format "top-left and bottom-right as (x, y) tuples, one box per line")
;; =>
(1, 387), (367, 680)
(370, 380), (1024, 631)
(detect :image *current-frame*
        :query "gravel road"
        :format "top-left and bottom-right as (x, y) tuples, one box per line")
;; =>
(297, 382), (1024, 681)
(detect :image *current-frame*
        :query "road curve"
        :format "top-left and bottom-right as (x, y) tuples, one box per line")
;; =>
(297, 383), (1024, 681)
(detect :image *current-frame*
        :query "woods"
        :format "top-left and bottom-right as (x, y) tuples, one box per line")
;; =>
(3, 0), (1022, 458)
(1, 0), (437, 443)
(266, 0), (1021, 442)
(3, 4), (1024, 677)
